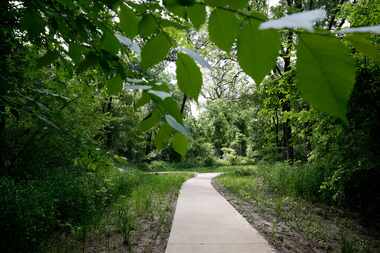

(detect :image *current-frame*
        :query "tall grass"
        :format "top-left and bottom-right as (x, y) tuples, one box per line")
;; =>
(221, 162), (328, 202)
(0, 165), (191, 252)
(216, 163), (376, 253)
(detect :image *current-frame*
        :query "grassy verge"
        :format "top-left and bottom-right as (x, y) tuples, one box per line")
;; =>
(214, 164), (380, 253)
(47, 172), (192, 253)
(0, 164), (192, 253)
(140, 160), (249, 173)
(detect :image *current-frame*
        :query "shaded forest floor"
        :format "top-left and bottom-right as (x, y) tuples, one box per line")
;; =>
(214, 166), (380, 253)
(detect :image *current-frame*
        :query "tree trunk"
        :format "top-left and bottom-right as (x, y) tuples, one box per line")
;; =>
(280, 32), (294, 162)
(105, 97), (113, 149)
(274, 110), (280, 152)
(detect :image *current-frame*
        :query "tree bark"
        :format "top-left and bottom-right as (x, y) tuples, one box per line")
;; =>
(105, 97), (113, 149)
(280, 32), (294, 162)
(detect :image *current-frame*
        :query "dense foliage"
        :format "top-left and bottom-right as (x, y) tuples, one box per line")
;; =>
(187, 0), (380, 215)
(0, 0), (379, 251)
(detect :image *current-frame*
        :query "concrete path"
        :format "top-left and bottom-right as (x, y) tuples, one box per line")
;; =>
(165, 173), (275, 253)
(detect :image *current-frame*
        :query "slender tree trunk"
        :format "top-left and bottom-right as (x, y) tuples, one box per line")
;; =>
(282, 101), (294, 161)
(274, 110), (280, 151)
(328, 0), (346, 30)
(304, 122), (312, 160)
(145, 132), (152, 156)
(280, 32), (294, 162)
(105, 97), (113, 148)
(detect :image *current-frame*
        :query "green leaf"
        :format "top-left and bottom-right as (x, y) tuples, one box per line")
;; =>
(107, 75), (123, 95)
(36, 114), (59, 130)
(138, 14), (159, 37)
(345, 34), (380, 63)
(119, 4), (139, 38)
(237, 20), (280, 84)
(205, 0), (249, 10)
(141, 32), (172, 69)
(139, 109), (162, 132)
(163, 0), (187, 18)
(165, 114), (190, 137)
(68, 44), (83, 63)
(76, 53), (98, 73)
(152, 82), (171, 92)
(37, 51), (59, 68)
(297, 33), (356, 122)
(177, 0), (195, 6)
(208, 9), (240, 52)
(135, 92), (151, 108)
(101, 30), (121, 54)
(148, 90), (171, 100)
(154, 124), (172, 150)
(22, 9), (44, 37)
(160, 98), (182, 122)
(187, 4), (206, 29)
(176, 53), (202, 100)
(172, 133), (189, 156)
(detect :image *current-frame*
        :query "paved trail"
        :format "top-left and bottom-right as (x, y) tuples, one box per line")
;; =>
(165, 173), (275, 253)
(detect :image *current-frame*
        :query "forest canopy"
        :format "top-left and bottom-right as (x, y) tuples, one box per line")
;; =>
(2, 0), (379, 156)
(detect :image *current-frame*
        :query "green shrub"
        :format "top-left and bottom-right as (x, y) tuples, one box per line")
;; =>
(0, 177), (56, 252)
(255, 162), (328, 202)
(234, 167), (257, 177)
(221, 147), (237, 165)
(0, 165), (146, 252)
(149, 160), (171, 171)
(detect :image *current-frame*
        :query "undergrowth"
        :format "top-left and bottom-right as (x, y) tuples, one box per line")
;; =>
(0, 163), (191, 252)
(216, 163), (380, 253)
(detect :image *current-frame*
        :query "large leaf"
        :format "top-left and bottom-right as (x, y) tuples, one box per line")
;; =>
(101, 30), (121, 54)
(177, 47), (211, 69)
(171, 133), (189, 157)
(154, 124), (172, 150)
(135, 92), (151, 108)
(125, 85), (151, 90)
(176, 53), (202, 100)
(107, 75), (123, 95)
(138, 14), (159, 38)
(238, 20), (281, 84)
(22, 9), (44, 37)
(68, 43), (83, 63)
(205, 0), (249, 10)
(76, 52), (98, 73)
(139, 109), (162, 131)
(141, 32), (172, 69)
(177, 0), (196, 6)
(37, 51), (59, 68)
(116, 34), (141, 55)
(160, 98), (182, 122)
(297, 33), (356, 122)
(148, 90), (171, 100)
(208, 9), (240, 52)
(345, 34), (380, 63)
(187, 4), (206, 29)
(119, 4), (139, 38)
(163, 0), (187, 18)
(165, 114), (190, 137)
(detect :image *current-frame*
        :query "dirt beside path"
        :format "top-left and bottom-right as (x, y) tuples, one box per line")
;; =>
(213, 179), (380, 253)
